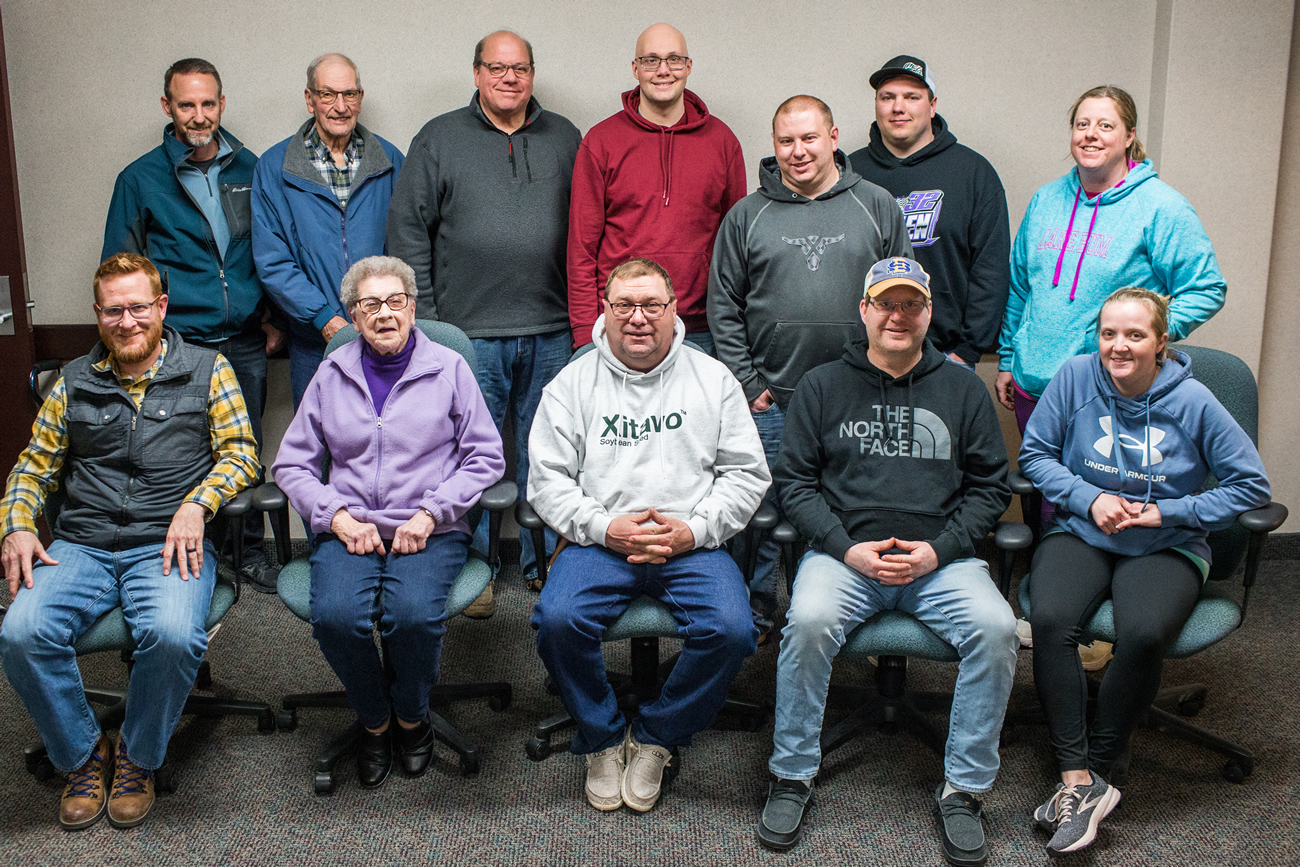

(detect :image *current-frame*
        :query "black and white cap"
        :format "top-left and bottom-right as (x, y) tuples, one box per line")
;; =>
(869, 55), (936, 94)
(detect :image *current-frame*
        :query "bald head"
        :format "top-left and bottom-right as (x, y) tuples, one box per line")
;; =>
(474, 30), (534, 67)
(307, 53), (360, 91)
(635, 22), (687, 57)
(773, 95), (834, 132)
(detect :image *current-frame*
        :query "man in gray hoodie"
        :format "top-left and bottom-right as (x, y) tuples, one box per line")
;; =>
(529, 258), (769, 814)
(708, 95), (913, 638)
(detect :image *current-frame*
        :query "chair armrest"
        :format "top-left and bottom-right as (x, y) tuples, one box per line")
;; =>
(251, 482), (288, 514)
(216, 486), (254, 519)
(515, 500), (544, 530)
(771, 519), (802, 546)
(748, 501), (779, 532)
(994, 521), (1033, 551)
(29, 359), (62, 407)
(1008, 469), (1035, 496)
(478, 480), (518, 513)
(1238, 502), (1288, 535)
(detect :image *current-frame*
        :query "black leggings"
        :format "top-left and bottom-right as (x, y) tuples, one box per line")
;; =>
(1029, 532), (1201, 776)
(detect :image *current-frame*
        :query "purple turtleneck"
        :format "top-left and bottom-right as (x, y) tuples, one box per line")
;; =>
(361, 331), (416, 415)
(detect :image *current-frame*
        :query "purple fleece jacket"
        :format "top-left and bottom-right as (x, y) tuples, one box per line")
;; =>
(273, 329), (505, 538)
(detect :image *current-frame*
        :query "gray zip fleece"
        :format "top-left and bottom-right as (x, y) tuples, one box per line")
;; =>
(708, 151), (912, 411)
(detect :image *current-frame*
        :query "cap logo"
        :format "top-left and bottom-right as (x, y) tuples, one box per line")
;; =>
(886, 258), (913, 274)
(903, 62), (924, 76)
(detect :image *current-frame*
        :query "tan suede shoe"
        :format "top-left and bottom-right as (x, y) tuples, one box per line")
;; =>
(107, 734), (154, 829)
(59, 732), (113, 830)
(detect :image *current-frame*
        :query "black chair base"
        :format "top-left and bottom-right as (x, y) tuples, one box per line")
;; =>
(1003, 677), (1253, 785)
(277, 680), (513, 795)
(818, 655), (954, 761)
(525, 636), (767, 761)
(23, 678), (275, 792)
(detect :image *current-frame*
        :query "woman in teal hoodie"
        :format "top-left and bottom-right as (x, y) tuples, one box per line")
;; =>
(996, 86), (1226, 432)
(1018, 289), (1269, 856)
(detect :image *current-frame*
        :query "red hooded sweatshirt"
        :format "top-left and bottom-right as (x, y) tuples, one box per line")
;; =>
(567, 88), (747, 346)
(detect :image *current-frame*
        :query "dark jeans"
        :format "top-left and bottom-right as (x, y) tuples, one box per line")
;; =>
(309, 531), (469, 728)
(531, 545), (756, 754)
(730, 402), (785, 630)
(1029, 532), (1201, 776)
(190, 329), (268, 556)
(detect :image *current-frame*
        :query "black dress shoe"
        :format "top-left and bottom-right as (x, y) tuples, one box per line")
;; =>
(357, 726), (392, 789)
(397, 718), (435, 777)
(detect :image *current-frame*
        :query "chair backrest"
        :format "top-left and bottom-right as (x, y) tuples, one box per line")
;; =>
(1179, 345), (1258, 581)
(325, 319), (478, 373)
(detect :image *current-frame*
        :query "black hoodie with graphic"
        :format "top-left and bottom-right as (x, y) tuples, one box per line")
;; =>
(774, 338), (1010, 570)
(848, 116), (1010, 363)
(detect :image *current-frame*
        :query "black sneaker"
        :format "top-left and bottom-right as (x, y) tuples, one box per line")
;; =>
(757, 778), (813, 851)
(934, 785), (988, 866)
(240, 549), (280, 594)
(1046, 773), (1120, 856)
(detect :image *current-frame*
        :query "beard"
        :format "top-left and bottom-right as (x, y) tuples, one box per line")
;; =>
(100, 317), (163, 367)
(178, 124), (216, 149)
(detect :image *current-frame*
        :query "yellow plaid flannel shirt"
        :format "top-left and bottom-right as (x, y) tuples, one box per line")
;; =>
(0, 340), (260, 538)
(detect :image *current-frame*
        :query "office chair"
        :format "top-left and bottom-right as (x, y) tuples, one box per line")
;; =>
(13, 357), (274, 792)
(1010, 345), (1287, 784)
(255, 319), (516, 794)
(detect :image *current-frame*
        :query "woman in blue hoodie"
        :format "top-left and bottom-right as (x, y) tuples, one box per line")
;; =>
(996, 86), (1226, 432)
(1019, 288), (1269, 856)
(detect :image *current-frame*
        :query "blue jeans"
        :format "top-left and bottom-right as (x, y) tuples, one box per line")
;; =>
(531, 545), (757, 754)
(0, 539), (217, 772)
(683, 330), (715, 356)
(469, 330), (569, 573)
(730, 402), (785, 629)
(309, 531), (469, 728)
(769, 551), (1018, 792)
(191, 329), (268, 553)
(288, 332), (327, 410)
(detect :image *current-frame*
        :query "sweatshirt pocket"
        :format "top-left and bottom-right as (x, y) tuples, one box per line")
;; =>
(1012, 317), (1093, 394)
(763, 320), (860, 398)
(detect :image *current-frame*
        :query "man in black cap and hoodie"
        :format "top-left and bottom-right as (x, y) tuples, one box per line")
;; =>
(756, 256), (1017, 867)
(849, 55), (1010, 373)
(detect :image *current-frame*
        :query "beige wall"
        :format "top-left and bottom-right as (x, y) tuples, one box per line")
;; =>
(3, 0), (1296, 532)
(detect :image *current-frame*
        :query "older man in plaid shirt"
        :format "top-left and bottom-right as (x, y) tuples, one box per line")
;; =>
(0, 253), (258, 832)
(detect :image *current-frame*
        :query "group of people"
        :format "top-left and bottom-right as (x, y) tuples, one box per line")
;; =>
(0, 21), (1273, 866)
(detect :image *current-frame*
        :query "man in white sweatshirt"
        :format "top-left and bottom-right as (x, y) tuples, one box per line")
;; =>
(529, 257), (770, 814)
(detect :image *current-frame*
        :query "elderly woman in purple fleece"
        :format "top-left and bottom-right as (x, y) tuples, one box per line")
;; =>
(272, 256), (505, 789)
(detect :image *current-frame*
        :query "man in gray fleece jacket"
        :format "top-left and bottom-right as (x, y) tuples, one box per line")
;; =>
(386, 31), (582, 594)
(529, 258), (769, 815)
(707, 95), (912, 636)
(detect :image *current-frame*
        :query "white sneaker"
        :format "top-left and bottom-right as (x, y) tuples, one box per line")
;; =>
(584, 742), (625, 811)
(1078, 641), (1114, 671)
(621, 731), (674, 812)
(1016, 618), (1034, 648)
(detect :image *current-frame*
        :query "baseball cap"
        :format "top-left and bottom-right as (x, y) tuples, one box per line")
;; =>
(869, 55), (936, 93)
(865, 257), (932, 298)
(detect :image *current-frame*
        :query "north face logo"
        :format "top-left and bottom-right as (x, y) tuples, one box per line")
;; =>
(1093, 416), (1165, 466)
(783, 234), (845, 271)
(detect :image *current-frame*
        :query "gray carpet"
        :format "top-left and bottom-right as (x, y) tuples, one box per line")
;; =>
(1, 543), (1298, 866)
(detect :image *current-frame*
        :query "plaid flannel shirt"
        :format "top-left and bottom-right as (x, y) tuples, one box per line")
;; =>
(305, 123), (363, 209)
(0, 341), (260, 538)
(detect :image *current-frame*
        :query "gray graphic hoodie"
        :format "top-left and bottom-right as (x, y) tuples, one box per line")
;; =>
(528, 315), (770, 550)
(708, 151), (912, 411)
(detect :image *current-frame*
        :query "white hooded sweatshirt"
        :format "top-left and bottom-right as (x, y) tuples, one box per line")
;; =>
(528, 314), (770, 550)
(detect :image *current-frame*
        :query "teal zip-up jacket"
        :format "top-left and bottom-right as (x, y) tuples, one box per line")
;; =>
(999, 160), (1226, 398)
(103, 125), (264, 342)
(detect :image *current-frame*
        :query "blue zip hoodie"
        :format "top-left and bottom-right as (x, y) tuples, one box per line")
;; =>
(999, 161), (1226, 398)
(1019, 349), (1269, 570)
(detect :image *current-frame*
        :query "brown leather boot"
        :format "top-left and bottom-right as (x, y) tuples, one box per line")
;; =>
(107, 734), (155, 829)
(59, 732), (113, 830)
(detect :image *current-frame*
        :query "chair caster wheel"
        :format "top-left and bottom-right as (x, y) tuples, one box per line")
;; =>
(257, 711), (276, 733)
(488, 690), (511, 712)
(314, 771), (335, 795)
(663, 752), (681, 785)
(32, 759), (55, 782)
(741, 713), (763, 733)
(1222, 759), (1250, 783)
(195, 660), (213, 690)
(526, 736), (551, 761)
(155, 766), (176, 793)
(459, 752), (481, 776)
(276, 709), (298, 732)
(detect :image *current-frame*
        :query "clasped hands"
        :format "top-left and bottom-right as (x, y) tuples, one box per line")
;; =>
(845, 537), (939, 585)
(1090, 492), (1161, 536)
(332, 508), (436, 555)
(604, 508), (695, 564)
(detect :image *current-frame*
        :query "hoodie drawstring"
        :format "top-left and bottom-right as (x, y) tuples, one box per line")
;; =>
(1106, 392), (1156, 509)
(659, 128), (675, 206)
(1052, 187), (1100, 300)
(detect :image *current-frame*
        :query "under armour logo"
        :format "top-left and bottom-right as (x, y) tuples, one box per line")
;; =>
(783, 234), (845, 271)
(1093, 416), (1165, 466)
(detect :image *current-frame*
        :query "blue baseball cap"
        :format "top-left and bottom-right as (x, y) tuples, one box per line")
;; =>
(865, 257), (932, 299)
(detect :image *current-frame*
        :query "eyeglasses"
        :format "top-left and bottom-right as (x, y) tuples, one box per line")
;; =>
(635, 55), (689, 71)
(478, 62), (534, 78)
(310, 88), (362, 106)
(354, 293), (412, 315)
(606, 300), (671, 320)
(95, 297), (163, 323)
(867, 298), (929, 314)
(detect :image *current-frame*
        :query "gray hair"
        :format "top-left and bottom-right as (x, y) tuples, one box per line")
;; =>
(307, 53), (361, 91)
(340, 256), (416, 308)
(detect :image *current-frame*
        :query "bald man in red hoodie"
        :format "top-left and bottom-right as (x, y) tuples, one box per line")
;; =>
(567, 23), (746, 352)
